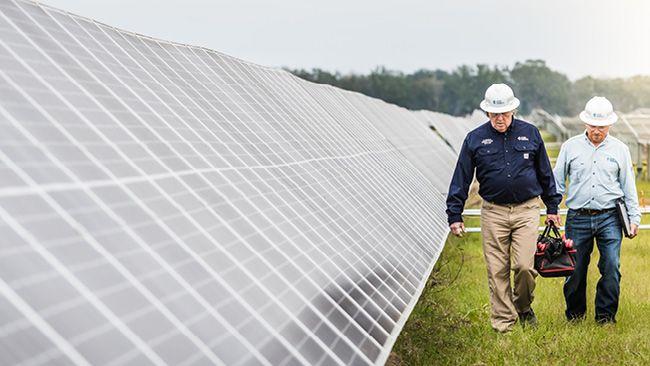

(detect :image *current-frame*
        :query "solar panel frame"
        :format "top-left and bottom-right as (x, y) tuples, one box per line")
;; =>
(0, 1), (469, 364)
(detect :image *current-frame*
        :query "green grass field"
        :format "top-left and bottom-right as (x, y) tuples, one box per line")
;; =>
(389, 231), (650, 365)
(389, 131), (650, 365)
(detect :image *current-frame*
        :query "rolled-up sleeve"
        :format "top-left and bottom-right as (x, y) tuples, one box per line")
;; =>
(446, 138), (474, 224)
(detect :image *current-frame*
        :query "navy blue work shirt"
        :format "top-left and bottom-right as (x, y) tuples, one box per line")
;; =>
(446, 118), (561, 224)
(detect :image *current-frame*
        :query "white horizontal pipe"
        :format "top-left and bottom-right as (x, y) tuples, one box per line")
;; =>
(462, 206), (650, 216)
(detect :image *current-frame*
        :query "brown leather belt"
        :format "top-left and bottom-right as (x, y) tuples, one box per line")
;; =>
(574, 207), (616, 216)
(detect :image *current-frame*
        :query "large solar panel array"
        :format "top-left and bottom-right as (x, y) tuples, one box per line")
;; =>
(416, 110), (484, 154)
(621, 113), (650, 144)
(526, 109), (568, 141)
(0, 0), (478, 364)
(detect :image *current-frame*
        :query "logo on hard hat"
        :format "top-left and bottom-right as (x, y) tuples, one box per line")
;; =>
(579, 96), (618, 126)
(480, 83), (520, 113)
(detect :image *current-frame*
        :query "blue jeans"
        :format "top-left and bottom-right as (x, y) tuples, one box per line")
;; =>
(563, 209), (622, 321)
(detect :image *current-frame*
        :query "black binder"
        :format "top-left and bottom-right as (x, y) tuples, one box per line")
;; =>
(615, 199), (632, 238)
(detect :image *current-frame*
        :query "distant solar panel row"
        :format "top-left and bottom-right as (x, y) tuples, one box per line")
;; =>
(0, 0), (479, 365)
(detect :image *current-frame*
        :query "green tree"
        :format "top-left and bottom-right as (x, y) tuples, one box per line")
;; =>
(440, 64), (508, 115)
(287, 62), (650, 117)
(510, 60), (571, 115)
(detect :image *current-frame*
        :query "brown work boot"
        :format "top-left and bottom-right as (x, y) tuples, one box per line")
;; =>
(518, 309), (538, 328)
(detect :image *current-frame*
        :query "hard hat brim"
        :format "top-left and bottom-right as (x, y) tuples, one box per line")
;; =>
(579, 111), (618, 126)
(479, 97), (520, 113)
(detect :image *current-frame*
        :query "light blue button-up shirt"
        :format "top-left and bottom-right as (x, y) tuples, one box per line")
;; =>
(553, 132), (641, 225)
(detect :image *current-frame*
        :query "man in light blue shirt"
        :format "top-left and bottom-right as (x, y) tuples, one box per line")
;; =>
(553, 96), (640, 324)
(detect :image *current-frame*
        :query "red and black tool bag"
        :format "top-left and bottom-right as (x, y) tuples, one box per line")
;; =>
(534, 223), (577, 278)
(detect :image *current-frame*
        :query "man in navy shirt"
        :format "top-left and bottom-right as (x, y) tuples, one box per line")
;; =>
(446, 83), (562, 332)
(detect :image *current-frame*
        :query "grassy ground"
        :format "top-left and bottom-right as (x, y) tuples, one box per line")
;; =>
(389, 231), (650, 365)
(389, 131), (650, 365)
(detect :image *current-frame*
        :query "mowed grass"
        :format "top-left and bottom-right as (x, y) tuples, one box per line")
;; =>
(389, 230), (650, 365)
(389, 131), (650, 365)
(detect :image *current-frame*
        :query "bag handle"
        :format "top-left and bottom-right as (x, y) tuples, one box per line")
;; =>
(549, 222), (562, 238)
(541, 223), (552, 238)
(541, 222), (562, 239)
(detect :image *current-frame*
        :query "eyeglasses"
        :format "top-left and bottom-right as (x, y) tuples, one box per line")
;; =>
(487, 111), (513, 118)
(585, 125), (609, 131)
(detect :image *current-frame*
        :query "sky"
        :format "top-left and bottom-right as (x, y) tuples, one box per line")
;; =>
(43, 0), (650, 80)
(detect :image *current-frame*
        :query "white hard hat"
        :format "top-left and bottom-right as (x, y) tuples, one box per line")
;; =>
(579, 96), (618, 126)
(479, 83), (520, 113)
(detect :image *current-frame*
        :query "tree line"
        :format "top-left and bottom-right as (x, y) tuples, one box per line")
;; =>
(288, 60), (650, 117)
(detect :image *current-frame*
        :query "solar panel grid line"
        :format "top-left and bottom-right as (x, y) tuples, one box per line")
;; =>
(0, 72), (233, 366)
(272, 79), (378, 160)
(354, 157), (441, 246)
(310, 91), (449, 366)
(297, 85), (445, 262)
(339, 93), (446, 223)
(0, 193), (164, 366)
(177, 63), (420, 364)
(2, 2), (274, 362)
(0, 133), (431, 200)
(254, 74), (436, 276)
(354, 144), (446, 262)
(290, 86), (438, 266)
(298, 86), (387, 145)
(0, 1), (457, 364)
(358, 100), (447, 189)
(200, 62), (440, 360)
(221, 68), (339, 165)
(0, 63), (182, 366)
(101, 25), (400, 364)
(0, 9), (286, 366)
(324, 141), (440, 272)
(197, 55), (428, 300)
(20, 347), (70, 366)
(264, 76), (440, 264)
(314, 89), (446, 209)
(190, 87), (400, 364)
(292, 88), (442, 304)
(88, 11), (398, 366)
(0, 274), (85, 365)
(5, 88), (428, 366)
(256, 93), (430, 304)
(24, 7), (344, 366)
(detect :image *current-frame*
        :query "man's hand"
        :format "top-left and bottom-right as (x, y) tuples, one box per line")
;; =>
(450, 222), (465, 237)
(629, 224), (639, 239)
(545, 214), (562, 227)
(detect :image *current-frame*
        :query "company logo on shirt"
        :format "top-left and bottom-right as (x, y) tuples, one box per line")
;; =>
(481, 138), (493, 145)
(607, 157), (617, 163)
(517, 136), (529, 141)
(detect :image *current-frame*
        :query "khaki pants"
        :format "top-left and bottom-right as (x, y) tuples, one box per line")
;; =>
(480, 197), (540, 332)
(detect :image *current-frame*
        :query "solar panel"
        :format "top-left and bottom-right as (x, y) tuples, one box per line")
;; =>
(0, 0), (458, 364)
(417, 110), (484, 154)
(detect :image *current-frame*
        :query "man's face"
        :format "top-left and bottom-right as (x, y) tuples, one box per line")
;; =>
(585, 124), (610, 144)
(488, 111), (514, 133)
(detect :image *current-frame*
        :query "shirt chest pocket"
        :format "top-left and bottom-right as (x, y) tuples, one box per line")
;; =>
(569, 160), (586, 183)
(602, 156), (620, 181)
(513, 143), (536, 163)
(476, 146), (500, 168)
